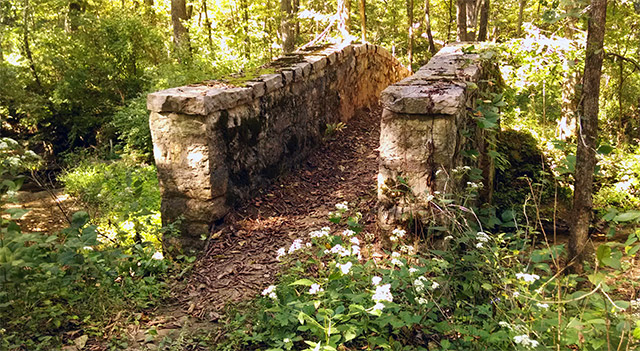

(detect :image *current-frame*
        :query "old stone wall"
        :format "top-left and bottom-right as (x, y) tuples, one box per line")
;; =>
(148, 43), (410, 251)
(378, 44), (499, 227)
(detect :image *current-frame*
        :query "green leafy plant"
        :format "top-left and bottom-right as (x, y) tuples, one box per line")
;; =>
(222, 197), (638, 351)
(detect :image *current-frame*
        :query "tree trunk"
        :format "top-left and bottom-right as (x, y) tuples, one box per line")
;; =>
(22, 0), (42, 92)
(280, 0), (294, 53)
(293, 0), (300, 41)
(516, 0), (525, 36)
(171, 0), (191, 55)
(476, 0), (489, 41)
(241, 0), (250, 58)
(359, 0), (366, 42)
(568, 0), (607, 273)
(202, 0), (214, 52)
(406, 0), (413, 71)
(424, 0), (436, 53)
(456, 0), (467, 41)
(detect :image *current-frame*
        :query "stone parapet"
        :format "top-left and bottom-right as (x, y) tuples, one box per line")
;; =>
(148, 43), (410, 252)
(378, 44), (499, 228)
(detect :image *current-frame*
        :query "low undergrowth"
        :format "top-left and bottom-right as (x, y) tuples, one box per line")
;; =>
(221, 198), (639, 351)
(1, 138), (174, 350)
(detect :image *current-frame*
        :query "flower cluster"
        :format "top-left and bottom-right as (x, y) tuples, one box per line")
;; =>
(310, 226), (331, 238)
(516, 272), (540, 283)
(324, 244), (351, 257)
(372, 284), (393, 303)
(413, 276), (429, 292)
(513, 334), (539, 348)
(309, 283), (324, 295)
(390, 252), (403, 266)
(389, 228), (406, 242)
(476, 232), (490, 248)
(262, 285), (277, 299)
(342, 229), (356, 237)
(337, 261), (353, 274)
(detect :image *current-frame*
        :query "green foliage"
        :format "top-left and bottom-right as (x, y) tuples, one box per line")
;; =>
(59, 158), (162, 248)
(222, 201), (638, 350)
(0, 139), (169, 349)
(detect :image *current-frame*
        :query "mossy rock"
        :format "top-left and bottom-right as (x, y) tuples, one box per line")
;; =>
(494, 129), (547, 208)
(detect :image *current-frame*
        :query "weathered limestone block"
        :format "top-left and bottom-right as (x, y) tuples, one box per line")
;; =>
(378, 43), (498, 229)
(149, 43), (410, 252)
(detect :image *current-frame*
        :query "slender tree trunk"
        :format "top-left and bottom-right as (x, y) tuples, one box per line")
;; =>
(516, 0), (525, 36)
(359, 0), (366, 42)
(476, 0), (489, 41)
(293, 0), (300, 41)
(22, 0), (42, 91)
(280, 0), (294, 53)
(241, 0), (250, 58)
(568, 0), (607, 273)
(447, 0), (453, 41)
(424, 0), (436, 53)
(456, 0), (468, 41)
(171, 0), (191, 55)
(406, 0), (413, 71)
(202, 0), (214, 52)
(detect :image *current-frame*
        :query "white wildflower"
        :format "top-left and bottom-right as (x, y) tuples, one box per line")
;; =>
(350, 237), (360, 245)
(513, 334), (539, 348)
(288, 239), (304, 254)
(391, 252), (401, 258)
(389, 235), (398, 242)
(499, 321), (511, 329)
(276, 247), (286, 260)
(309, 283), (324, 295)
(342, 229), (356, 237)
(392, 228), (406, 238)
(371, 302), (385, 312)
(409, 267), (419, 274)
(152, 251), (163, 260)
(431, 281), (440, 290)
(372, 284), (393, 302)
(536, 303), (549, 309)
(335, 202), (349, 211)
(306, 242), (312, 247)
(476, 231), (490, 242)
(283, 338), (291, 343)
(513, 291), (520, 297)
(414, 276), (429, 293)
(372, 276), (382, 286)
(476, 242), (484, 248)
(351, 245), (361, 257)
(324, 244), (351, 257)
(337, 261), (353, 274)
(516, 272), (540, 283)
(417, 297), (428, 305)
(391, 258), (404, 266)
(261, 285), (277, 299)
(310, 226), (331, 238)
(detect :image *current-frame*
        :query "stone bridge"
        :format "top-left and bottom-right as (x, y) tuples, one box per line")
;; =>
(147, 43), (498, 251)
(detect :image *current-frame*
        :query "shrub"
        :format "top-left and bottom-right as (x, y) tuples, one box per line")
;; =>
(59, 158), (162, 248)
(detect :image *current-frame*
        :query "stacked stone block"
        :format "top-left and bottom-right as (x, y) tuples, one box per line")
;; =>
(378, 44), (498, 227)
